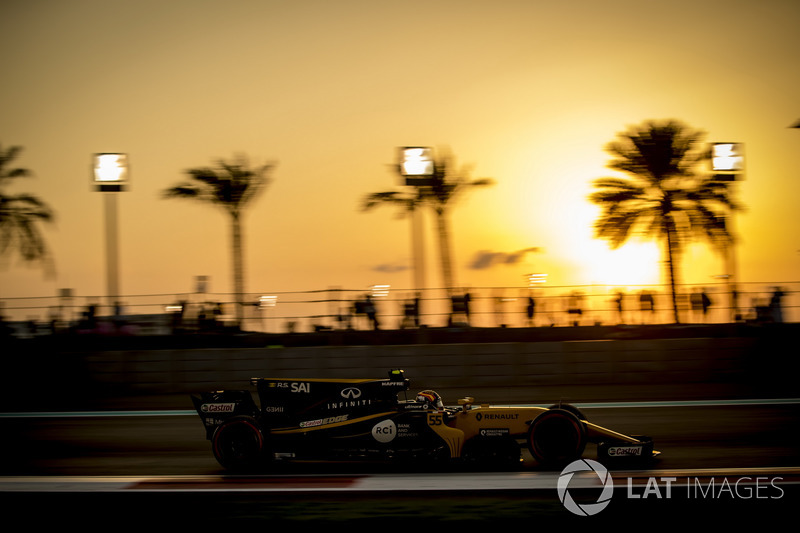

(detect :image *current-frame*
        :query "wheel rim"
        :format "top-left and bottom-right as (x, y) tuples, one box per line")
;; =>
(529, 410), (586, 466)
(213, 418), (264, 470)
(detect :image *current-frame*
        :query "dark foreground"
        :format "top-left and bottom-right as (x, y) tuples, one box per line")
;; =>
(6, 479), (799, 526)
(4, 403), (799, 524)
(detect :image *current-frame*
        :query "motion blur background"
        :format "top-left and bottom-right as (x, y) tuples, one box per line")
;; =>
(1, 0), (798, 333)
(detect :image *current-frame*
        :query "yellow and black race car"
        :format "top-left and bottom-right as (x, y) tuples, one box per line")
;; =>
(192, 369), (657, 471)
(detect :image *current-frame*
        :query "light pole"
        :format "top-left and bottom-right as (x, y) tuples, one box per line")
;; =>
(93, 153), (129, 317)
(711, 142), (744, 321)
(398, 147), (434, 294)
(258, 295), (277, 333)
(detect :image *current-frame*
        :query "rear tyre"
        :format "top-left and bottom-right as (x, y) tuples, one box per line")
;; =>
(527, 408), (587, 468)
(211, 416), (266, 472)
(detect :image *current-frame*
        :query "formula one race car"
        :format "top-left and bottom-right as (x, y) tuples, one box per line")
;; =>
(191, 369), (657, 471)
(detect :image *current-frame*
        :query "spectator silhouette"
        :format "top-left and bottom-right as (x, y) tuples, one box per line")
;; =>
(567, 292), (584, 326)
(639, 291), (655, 323)
(769, 287), (785, 323)
(614, 291), (625, 324)
(364, 295), (379, 330)
(526, 295), (536, 326)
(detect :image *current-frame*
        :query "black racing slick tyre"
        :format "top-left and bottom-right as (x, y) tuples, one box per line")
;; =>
(527, 408), (587, 468)
(547, 403), (586, 421)
(211, 416), (266, 472)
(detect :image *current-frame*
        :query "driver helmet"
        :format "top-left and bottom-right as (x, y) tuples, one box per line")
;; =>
(416, 390), (443, 410)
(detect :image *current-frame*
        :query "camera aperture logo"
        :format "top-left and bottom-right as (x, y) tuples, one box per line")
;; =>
(558, 459), (614, 516)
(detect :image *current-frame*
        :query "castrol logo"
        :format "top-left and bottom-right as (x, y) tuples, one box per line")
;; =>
(607, 445), (642, 456)
(201, 403), (236, 413)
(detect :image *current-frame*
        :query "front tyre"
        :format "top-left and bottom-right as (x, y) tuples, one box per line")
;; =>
(547, 403), (586, 421)
(527, 408), (587, 468)
(211, 416), (266, 472)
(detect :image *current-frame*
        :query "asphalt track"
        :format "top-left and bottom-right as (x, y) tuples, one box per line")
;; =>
(2, 399), (799, 525)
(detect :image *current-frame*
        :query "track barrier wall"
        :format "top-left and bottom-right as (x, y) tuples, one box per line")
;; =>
(4, 324), (795, 410)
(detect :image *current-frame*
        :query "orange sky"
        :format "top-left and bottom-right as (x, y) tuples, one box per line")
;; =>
(1, 0), (798, 324)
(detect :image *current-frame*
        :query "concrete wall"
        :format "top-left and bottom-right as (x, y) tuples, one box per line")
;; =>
(79, 336), (764, 404)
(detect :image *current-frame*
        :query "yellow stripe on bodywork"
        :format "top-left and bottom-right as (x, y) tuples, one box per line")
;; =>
(271, 411), (397, 435)
(426, 412), (465, 459)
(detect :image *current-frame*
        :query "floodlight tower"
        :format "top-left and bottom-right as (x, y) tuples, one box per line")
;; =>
(711, 143), (744, 321)
(398, 147), (435, 294)
(93, 153), (129, 316)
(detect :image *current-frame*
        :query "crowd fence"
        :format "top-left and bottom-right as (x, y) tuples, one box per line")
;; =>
(1, 281), (796, 337)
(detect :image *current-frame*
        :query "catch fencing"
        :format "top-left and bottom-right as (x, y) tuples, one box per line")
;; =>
(1, 281), (797, 337)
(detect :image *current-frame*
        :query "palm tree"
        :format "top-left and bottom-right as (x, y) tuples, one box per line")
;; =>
(361, 187), (428, 291)
(362, 150), (493, 294)
(426, 151), (494, 293)
(164, 155), (274, 328)
(0, 145), (54, 274)
(589, 119), (740, 323)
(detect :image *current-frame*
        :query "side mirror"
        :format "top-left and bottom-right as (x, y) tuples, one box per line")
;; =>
(458, 397), (475, 412)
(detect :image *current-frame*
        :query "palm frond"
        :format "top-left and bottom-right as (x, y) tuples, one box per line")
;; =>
(164, 156), (273, 215)
(0, 145), (54, 265)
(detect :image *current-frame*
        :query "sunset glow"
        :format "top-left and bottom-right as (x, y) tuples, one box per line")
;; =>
(1, 1), (798, 326)
(586, 241), (662, 289)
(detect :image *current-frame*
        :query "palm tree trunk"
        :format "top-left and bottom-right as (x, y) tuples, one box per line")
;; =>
(411, 206), (426, 292)
(231, 211), (244, 328)
(664, 225), (680, 324)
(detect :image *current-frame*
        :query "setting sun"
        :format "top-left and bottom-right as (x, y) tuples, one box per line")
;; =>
(584, 240), (662, 288)
(1, 1), (797, 326)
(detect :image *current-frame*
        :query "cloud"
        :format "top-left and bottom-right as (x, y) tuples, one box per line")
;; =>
(372, 262), (409, 273)
(468, 248), (541, 270)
